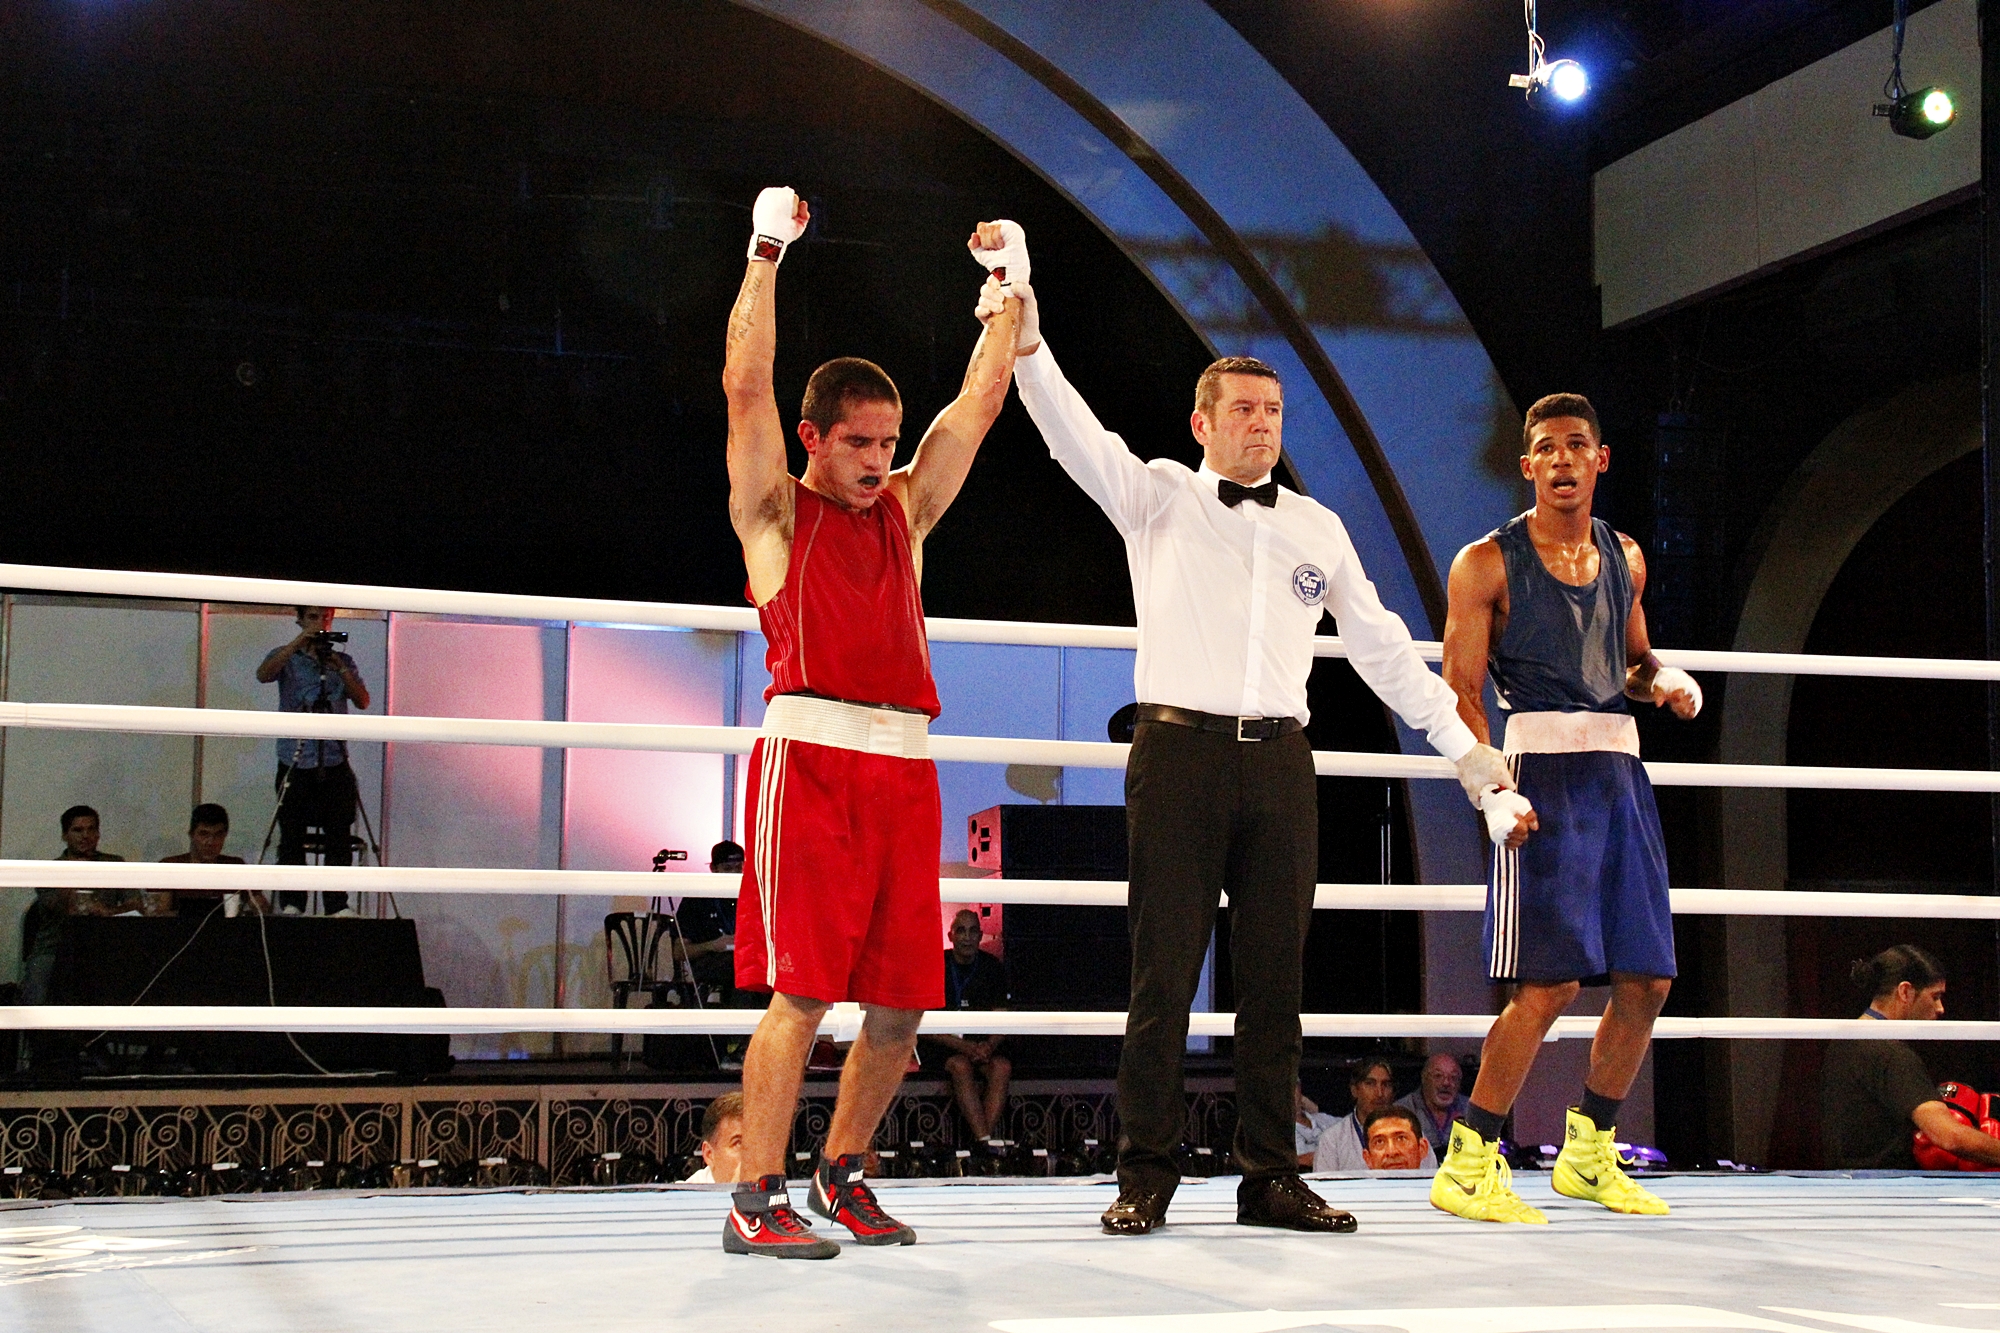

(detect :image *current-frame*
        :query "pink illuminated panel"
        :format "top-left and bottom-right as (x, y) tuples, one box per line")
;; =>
(563, 627), (734, 874)
(386, 620), (563, 870)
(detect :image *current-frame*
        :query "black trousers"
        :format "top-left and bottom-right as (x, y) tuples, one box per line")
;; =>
(275, 762), (356, 913)
(1116, 719), (1317, 1196)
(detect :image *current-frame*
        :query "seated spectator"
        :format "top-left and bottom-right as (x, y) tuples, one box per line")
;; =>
(685, 1091), (745, 1183)
(160, 803), (262, 916)
(1360, 1106), (1434, 1171)
(1397, 1052), (1472, 1160)
(1316, 1059), (1426, 1172)
(1294, 1086), (1339, 1168)
(1823, 944), (2000, 1169)
(674, 841), (741, 992)
(928, 909), (1011, 1140)
(21, 806), (131, 1003)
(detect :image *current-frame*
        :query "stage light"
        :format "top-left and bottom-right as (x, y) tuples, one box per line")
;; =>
(1873, 0), (1953, 140)
(1875, 86), (1954, 139)
(1546, 59), (1588, 102)
(1507, 3), (1587, 107)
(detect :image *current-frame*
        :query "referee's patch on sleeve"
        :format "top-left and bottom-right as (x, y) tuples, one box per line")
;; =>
(1292, 564), (1327, 606)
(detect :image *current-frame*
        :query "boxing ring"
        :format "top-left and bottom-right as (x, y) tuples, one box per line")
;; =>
(1, 561), (1999, 1330)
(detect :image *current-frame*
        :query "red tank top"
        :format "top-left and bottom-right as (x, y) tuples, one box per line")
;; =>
(754, 480), (940, 719)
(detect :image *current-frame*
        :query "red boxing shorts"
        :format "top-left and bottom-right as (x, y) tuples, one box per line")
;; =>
(735, 733), (943, 1010)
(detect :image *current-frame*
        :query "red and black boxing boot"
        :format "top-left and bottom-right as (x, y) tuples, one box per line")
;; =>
(808, 1153), (917, 1246)
(722, 1173), (840, 1259)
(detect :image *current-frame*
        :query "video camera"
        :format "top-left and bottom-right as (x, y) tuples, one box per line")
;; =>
(309, 631), (350, 646)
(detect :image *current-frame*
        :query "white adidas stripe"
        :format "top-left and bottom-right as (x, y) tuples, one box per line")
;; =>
(1489, 753), (1524, 979)
(755, 737), (788, 988)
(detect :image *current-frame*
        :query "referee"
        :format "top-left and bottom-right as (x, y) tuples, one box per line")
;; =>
(1009, 291), (1515, 1235)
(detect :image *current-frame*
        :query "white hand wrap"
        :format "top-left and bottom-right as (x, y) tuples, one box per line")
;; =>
(1479, 786), (1535, 845)
(975, 277), (1042, 351)
(747, 187), (806, 264)
(1453, 742), (1513, 807)
(1654, 666), (1703, 717)
(971, 220), (1030, 292)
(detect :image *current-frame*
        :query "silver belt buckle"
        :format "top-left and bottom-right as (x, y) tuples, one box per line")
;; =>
(1236, 716), (1259, 742)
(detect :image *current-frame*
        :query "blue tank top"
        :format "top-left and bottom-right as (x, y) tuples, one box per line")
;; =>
(1488, 513), (1632, 715)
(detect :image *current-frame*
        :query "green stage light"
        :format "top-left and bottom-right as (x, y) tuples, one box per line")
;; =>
(1875, 85), (1956, 139)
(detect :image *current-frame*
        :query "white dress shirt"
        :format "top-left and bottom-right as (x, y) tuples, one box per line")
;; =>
(1015, 346), (1476, 760)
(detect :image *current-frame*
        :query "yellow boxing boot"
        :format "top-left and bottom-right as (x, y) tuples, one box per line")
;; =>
(1550, 1108), (1670, 1215)
(1429, 1120), (1547, 1224)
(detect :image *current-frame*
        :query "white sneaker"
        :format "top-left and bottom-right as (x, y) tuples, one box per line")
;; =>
(279, 905), (303, 917)
(331, 908), (359, 918)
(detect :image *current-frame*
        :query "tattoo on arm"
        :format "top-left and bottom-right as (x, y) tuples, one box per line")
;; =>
(725, 279), (763, 362)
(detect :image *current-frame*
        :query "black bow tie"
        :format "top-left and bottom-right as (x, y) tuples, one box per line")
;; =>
(1218, 478), (1279, 508)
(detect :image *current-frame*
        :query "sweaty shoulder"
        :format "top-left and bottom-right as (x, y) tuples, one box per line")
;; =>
(1615, 529), (1646, 579)
(1451, 533), (1506, 579)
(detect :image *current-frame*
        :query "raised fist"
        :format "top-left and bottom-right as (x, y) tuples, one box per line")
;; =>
(969, 219), (1029, 292)
(749, 187), (809, 264)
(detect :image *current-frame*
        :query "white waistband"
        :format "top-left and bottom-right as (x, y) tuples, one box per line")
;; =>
(1500, 710), (1640, 757)
(762, 693), (931, 760)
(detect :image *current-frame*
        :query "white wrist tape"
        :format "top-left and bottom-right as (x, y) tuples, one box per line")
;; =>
(1479, 786), (1535, 845)
(1654, 666), (1703, 717)
(972, 220), (1030, 291)
(748, 187), (806, 264)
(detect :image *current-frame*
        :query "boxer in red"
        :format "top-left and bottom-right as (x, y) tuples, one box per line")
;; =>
(718, 188), (1025, 1259)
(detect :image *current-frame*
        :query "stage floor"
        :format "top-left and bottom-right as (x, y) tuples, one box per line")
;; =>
(3, 1174), (1997, 1332)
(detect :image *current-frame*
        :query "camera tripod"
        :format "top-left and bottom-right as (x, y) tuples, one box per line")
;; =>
(255, 649), (385, 912)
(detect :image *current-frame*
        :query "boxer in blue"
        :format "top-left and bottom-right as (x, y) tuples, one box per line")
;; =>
(1431, 393), (1702, 1224)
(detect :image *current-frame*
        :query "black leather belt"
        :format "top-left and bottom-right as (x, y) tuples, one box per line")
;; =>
(1135, 703), (1303, 742)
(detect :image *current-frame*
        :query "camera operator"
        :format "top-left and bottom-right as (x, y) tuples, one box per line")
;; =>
(256, 606), (370, 915)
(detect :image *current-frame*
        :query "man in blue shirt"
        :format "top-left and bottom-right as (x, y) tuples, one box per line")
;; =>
(256, 607), (370, 915)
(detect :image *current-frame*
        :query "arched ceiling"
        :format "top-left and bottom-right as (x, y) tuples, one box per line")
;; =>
(734, 0), (1525, 637)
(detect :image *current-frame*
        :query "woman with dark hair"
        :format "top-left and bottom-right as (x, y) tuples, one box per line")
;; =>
(1820, 945), (2000, 1169)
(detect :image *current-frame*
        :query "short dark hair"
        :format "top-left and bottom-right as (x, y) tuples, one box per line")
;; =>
(190, 803), (230, 833)
(1349, 1058), (1393, 1090)
(801, 358), (900, 435)
(709, 840), (744, 870)
(60, 805), (98, 833)
(1851, 944), (1947, 1000)
(700, 1091), (745, 1142)
(1195, 356), (1281, 418)
(1363, 1105), (1422, 1137)
(1522, 393), (1601, 450)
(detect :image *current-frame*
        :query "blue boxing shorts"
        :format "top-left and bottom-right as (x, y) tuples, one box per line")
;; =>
(1485, 715), (1676, 986)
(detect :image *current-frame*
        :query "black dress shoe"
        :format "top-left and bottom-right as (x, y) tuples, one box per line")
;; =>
(1236, 1174), (1358, 1233)
(1101, 1187), (1172, 1235)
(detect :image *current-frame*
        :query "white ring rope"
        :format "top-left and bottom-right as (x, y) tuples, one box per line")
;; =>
(8, 563), (2000, 1046)
(4, 700), (1999, 792)
(6, 560), (2000, 680)
(10, 862), (2000, 921)
(0, 1004), (1990, 1042)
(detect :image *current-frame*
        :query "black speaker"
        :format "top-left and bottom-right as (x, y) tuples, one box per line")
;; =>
(966, 805), (1130, 1013)
(966, 804), (1126, 879)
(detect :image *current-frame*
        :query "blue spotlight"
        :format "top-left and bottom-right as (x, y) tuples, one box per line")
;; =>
(1546, 58), (1589, 102)
(1507, 2), (1588, 109)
